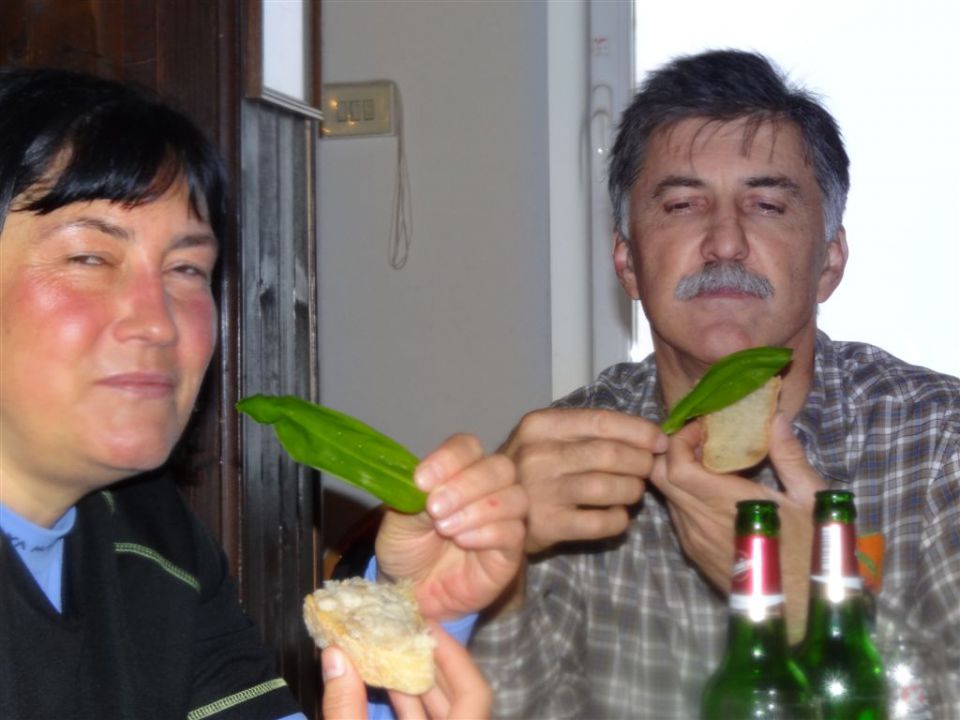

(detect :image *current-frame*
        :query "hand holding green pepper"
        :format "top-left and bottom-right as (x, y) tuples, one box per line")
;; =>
(237, 394), (427, 513)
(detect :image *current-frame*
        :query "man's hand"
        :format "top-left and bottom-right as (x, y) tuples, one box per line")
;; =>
(650, 414), (826, 642)
(375, 434), (527, 621)
(321, 623), (492, 720)
(501, 408), (668, 554)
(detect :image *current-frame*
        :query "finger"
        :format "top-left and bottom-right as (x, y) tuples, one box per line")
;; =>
(387, 690), (429, 720)
(425, 623), (492, 719)
(652, 430), (761, 509)
(648, 427), (701, 502)
(415, 433), (485, 493)
(767, 413), (827, 504)
(321, 647), (368, 720)
(556, 438), (661, 480)
(558, 472), (645, 508)
(426, 453), (517, 523)
(433, 482), (527, 540)
(508, 408), (668, 453)
(445, 515), (527, 553)
(538, 505), (632, 544)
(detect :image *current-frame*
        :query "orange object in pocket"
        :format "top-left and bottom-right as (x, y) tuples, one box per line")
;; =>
(856, 532), (885, 593)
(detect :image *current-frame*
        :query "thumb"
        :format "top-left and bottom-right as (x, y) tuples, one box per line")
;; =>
(322, 647), (368, 720)
(767, 413), (826, 503)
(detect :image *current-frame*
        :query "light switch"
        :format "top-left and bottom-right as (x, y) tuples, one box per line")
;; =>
(322, 81), (395, 137)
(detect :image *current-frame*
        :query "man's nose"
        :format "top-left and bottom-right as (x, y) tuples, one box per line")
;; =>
(701, 207), (749, 263)
(113, 273), (178, 345)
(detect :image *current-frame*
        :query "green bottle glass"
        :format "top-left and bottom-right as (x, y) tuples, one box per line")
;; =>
(702, 500), (817, 720)
(795, 490), (888, 719)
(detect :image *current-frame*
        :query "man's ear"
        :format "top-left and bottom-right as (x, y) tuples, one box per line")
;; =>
(613, 230), (641, 300)
(816, 226), (848, 303)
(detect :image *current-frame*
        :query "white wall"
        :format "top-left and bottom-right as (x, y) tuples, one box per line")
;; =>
(319, 1), (552, 543)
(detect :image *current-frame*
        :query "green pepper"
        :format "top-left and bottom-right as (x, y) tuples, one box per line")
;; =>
(660, 346), (793, 435)
(237, 394), (426, 513)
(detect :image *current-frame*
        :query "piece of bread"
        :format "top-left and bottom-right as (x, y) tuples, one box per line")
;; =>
(303, 578), (435, 694)
(700, 376), (781, 473)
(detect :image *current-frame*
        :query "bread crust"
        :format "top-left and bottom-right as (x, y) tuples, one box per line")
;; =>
(700, 376), (781, 473)
(303, 578), (435, 694)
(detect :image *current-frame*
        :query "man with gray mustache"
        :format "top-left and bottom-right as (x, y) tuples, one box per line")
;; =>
(675, 262), (774, 301)
(468, 49), (960, 719)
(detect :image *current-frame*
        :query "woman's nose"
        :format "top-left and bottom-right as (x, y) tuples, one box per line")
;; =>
(113, 274), (178, 345)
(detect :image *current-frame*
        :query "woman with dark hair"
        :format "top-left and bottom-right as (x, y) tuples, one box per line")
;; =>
(0, 67), (523, 720)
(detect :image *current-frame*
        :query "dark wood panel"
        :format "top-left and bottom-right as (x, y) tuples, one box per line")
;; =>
(240, 101), (320, 714)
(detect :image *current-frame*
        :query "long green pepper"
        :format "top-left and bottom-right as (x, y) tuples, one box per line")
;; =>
(236, 394), (427, 513)
(660, 346), (793, 434)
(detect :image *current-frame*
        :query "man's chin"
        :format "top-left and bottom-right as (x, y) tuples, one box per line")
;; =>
(695, 327), (765, 363)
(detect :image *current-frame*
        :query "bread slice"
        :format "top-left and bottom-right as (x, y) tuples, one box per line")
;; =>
(303, 578), (435, 694)
(700, 376), (781, 473)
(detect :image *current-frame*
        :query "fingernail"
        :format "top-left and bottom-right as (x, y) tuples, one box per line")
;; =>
(435, 511), (463, 534)
(322, 649), (345, 681)
(428, 489), (453, 517)
(655, 433), (669, 453)
(415, 462), (439, 492)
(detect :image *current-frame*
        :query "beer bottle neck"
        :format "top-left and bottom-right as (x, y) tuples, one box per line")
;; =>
(805, 517), (872, 641)
(804, 588), (872, 643)
(724, 614), (793, 665)
(725, 530), (791, 661)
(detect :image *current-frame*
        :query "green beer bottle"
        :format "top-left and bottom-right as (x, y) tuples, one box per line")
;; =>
(702, 500), (816, 720)
(795, 490), (888, 719)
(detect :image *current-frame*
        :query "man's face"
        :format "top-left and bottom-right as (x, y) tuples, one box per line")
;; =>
(0, 179), (218, 518)
(614, 117), (846, 368)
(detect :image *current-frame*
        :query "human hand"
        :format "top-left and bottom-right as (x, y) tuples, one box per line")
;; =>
(321, 623), (492, 720)
(375, 433), (527, 621)
(650, 414), (825, 642)
(501, 408), (668, 554)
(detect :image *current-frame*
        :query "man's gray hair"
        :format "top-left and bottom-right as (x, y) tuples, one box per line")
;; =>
(609, 50), (849, 243)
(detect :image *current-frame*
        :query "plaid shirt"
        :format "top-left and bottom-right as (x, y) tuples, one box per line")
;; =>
(471, 332), (960, 719)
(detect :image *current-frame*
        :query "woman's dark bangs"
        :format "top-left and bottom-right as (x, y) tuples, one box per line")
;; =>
(27, 105), (179, 212)
(24, 100), (225, 238)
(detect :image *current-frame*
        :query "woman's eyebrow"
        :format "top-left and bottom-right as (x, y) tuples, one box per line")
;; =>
(51, 217), (132, 240)
(41, 217), (217, 249)
(171, 232), (218, 250)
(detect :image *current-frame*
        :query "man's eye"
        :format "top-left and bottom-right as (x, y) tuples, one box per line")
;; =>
(665, 201), (694, 213)
(755, 200), (785, 215)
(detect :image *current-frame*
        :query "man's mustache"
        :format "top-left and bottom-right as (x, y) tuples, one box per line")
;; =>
(674, 262), (774, 300)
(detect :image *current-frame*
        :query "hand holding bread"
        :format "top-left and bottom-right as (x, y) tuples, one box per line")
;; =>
(319, 620), (492, 720)
(305, 578), (435, 694)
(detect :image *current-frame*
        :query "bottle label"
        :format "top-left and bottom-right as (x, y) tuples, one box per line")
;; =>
(811, 522), (862, 602)
(730, 534), (784, 621)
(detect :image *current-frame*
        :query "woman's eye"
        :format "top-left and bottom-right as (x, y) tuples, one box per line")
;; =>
(69, 254), (107, 266)
(170, 263), (212, 282)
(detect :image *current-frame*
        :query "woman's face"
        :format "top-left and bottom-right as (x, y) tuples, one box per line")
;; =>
(0, 180), (218, 523)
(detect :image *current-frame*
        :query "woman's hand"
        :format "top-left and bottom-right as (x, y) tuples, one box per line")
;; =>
(321, 623), (492, 720)
(375, 434), (527, 620)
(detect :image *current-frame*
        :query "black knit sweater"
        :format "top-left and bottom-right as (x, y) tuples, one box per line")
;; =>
(0, 474), (303, 720)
